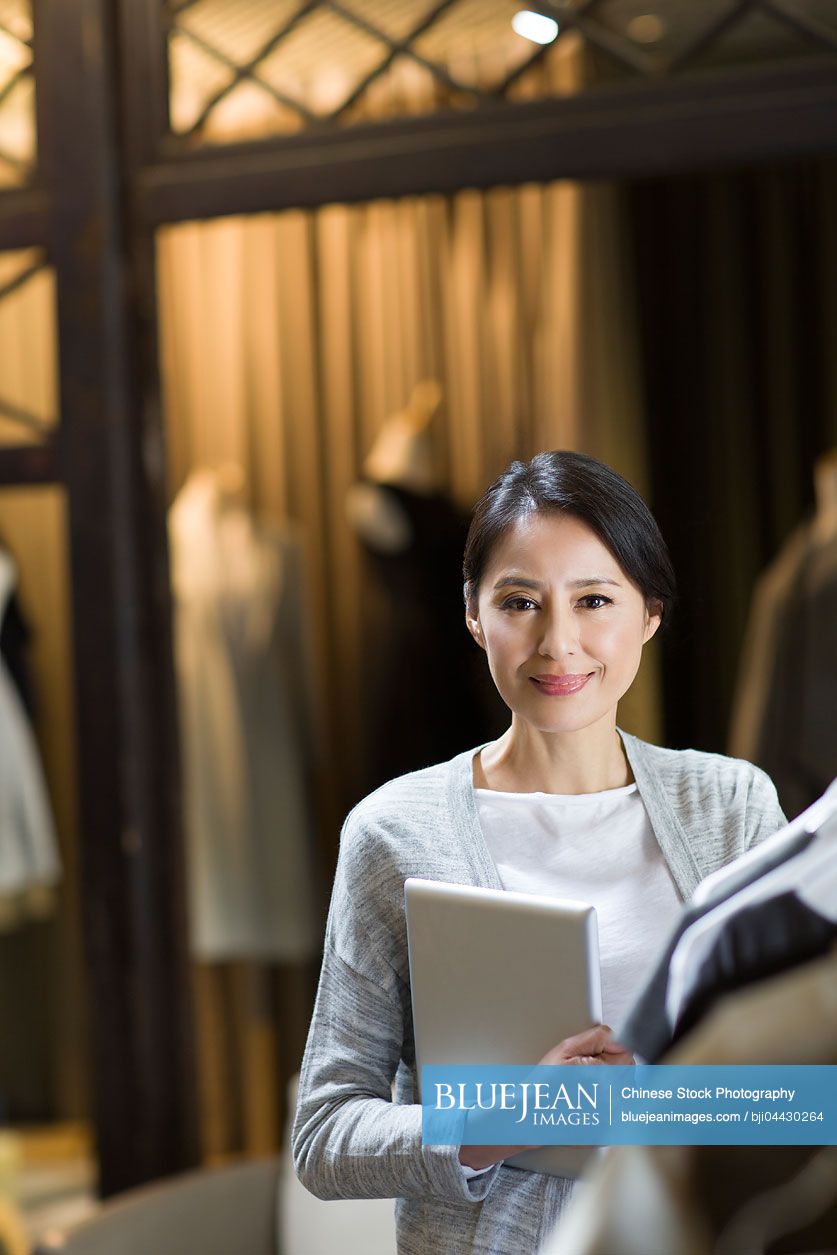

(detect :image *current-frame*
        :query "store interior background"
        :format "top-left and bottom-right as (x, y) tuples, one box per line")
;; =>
(0, 0), (835, 1245)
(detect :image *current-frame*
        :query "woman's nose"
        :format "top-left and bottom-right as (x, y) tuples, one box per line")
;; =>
(537, 606), (579, 659)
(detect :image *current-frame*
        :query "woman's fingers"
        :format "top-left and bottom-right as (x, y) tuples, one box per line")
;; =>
(559, 1024), (614, 1056)
(602, 1049), (635, 1065)
(601, 1040), (634, 1061)
(538, 1024), (634, 1066)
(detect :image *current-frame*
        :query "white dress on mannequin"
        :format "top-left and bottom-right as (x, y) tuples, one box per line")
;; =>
(169, 471), (319, 961)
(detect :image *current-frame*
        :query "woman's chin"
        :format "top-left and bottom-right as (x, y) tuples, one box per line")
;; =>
(514, 710), (603, 736)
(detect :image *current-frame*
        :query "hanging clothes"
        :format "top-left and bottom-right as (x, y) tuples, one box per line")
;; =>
(667, 890), (835, 1051)
(0, 547), (61, 929)
(729, 514), (837, 821)
(169, 471), (320, 962)
(540, 946), (837, 1255)
(664, 816), (837, 1045)
(619, 780), (836, 1063)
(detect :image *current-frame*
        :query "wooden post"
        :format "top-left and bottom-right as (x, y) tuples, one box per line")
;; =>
(34, 0), (198, 1194)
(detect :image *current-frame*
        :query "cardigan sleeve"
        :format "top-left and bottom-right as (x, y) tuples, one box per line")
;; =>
(291, 809), (501, 1204)
(743, 763), (788, 851)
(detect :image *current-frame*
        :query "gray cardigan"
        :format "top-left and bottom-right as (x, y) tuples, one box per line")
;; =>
(291, 729), (787, 1255)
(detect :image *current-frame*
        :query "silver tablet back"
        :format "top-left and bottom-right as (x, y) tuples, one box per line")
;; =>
(405, 877), (603, 1178)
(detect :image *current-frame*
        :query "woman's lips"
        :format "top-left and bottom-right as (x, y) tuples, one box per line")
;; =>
(531, 672), (594, 695)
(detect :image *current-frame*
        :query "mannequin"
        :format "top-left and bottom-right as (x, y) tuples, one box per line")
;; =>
(729, 448), (837, 819)
(345, 379), (442, 552)
(169, 469), (322, 950)
(347, 383), (506, 794)
(169, 466), (321, 1155)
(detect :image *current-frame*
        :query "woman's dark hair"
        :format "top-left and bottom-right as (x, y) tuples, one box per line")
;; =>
(463, 450), (677, 629)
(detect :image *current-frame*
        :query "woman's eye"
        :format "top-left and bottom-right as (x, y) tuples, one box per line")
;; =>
(502, 596), (537, 611)
(579, 595), (612, 610)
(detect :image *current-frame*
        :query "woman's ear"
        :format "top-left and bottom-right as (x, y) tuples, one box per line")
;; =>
(643, 599), (663, 643)
(465, 607), (485, 650)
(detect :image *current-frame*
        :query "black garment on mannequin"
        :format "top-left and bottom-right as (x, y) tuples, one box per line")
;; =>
(357, 483), (506, 796)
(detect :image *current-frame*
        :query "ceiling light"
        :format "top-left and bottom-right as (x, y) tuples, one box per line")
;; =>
(512, 11), (560, 45)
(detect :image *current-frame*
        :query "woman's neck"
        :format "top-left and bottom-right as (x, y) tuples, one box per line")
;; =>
(475, 718), (632, 795)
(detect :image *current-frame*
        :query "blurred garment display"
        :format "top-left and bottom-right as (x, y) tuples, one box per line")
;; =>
(0, 547), (60, 931)
(730, 451), (837, 821)
(620, 781), (835, 1062)
(169, 469), (319, 961)
(540, 946), (837, 1255)
(665, 827), (837, 1047)
(347, 385), (505, 793)
(670, 889), (835, 1046)
(538, 1143), (709, 1255)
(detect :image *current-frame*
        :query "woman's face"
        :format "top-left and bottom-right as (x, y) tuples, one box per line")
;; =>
(466, 511), (661, 735)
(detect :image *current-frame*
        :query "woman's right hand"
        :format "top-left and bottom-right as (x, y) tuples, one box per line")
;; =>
(458, 1024), (633, 1171)
(537, 1023), (635, 1067)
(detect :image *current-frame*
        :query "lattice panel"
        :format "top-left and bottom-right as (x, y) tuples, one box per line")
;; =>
(0, 250), (57, 449)
(165, 0), (837, 144)
(0, 0), (34, 185)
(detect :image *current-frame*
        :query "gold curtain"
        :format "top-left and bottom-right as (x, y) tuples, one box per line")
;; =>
(157, 181), (662, 811)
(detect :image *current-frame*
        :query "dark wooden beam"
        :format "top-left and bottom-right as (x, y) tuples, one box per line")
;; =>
(0, 439), (58, 486)
(35, 0), (198, 1196)
(0, 185), (49, 248)
(117, 0), (170, 170)
(137, 57), (837, 224)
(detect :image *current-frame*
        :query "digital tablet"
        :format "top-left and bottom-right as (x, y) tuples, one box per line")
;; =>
(405, 876), (603, 1178)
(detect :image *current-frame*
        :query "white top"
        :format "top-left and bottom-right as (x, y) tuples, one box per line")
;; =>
(473, 781), (683, 1031)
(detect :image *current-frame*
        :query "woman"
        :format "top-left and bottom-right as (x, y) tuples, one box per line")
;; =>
(292, 451), (786, 1254)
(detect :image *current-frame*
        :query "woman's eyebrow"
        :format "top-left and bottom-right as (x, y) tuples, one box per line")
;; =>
(491, 574), (622, 589)
(493, 574), (621, 590)
(567, 576), (622, 589)
(493, 575), (542, 590)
